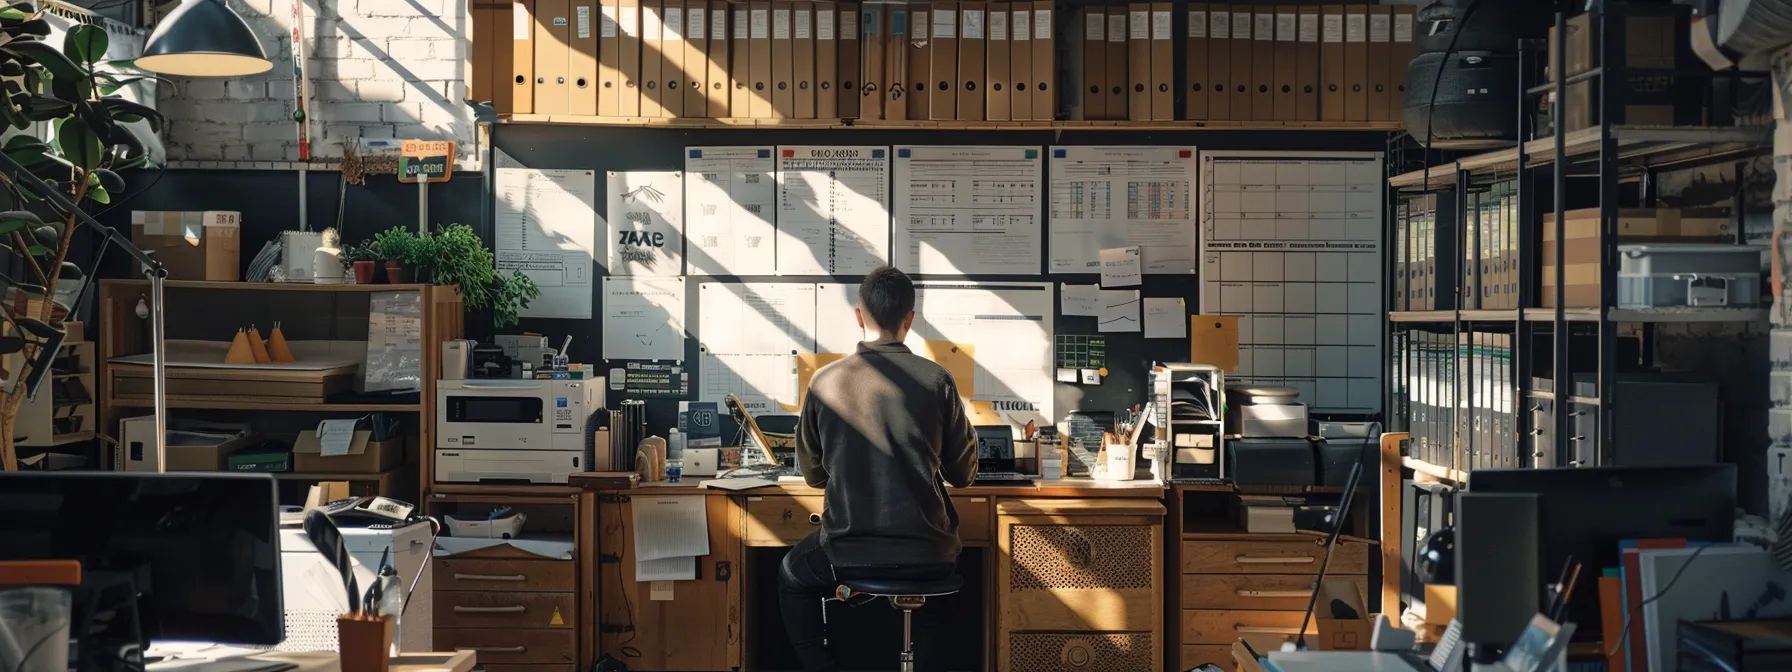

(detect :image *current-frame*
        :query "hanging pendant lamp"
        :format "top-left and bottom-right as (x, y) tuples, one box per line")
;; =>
(136, 0), (273, 77)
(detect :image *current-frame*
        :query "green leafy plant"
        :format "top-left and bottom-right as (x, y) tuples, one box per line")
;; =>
(420, 223), (537, 328)
(372, 227), (424, 264)
(0, 9), (163, 471)
(343, 240), (380, 263)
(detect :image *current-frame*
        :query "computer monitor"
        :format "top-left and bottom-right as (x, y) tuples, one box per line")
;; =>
(1466, 464), (1736, 639)
(0, 472), (284, 656)
(975, 425), (1014, 471)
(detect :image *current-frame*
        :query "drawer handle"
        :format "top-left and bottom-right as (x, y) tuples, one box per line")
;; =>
(1236, 589), (1312, 599)
(454, 573), (527, 582)
(456, 646), (527, 654)
(1234, 625), (1303, 636)
(1235, 555), (1316, 565)
(453, 605), (527, 614)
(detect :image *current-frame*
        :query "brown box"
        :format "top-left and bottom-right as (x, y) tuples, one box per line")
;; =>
(1127, 3), (1150, 121)
(294, 429), (405, 474)
(165, 429), (257, 472)
(1548, 12), (1684, 132)
(1189, 315), (1239, 372)
(1537, 207), (1731, 307)
(131, 211), (241, 282)
(1313, 580), (1372, 651)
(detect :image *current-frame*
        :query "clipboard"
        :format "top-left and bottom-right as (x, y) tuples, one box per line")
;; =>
(511, 0), (536, 114)
(1184, 4), (1206, 120)
(1028, 1), (1050, 120)
(598, 0), (623, 115)
(1320, 4), (1344, 122)
(1148, 2), (1171, 121)
(1206, 6), (1229, 121)
(816, 1), (839, 117)
(838, 1), (861, 117)
(771, 0), (794, 118)
(794, 0), (817, 118)
(957, 1), (986, 120)
(928, 0), (957, 120)
(909, 4), (931, 119)
(1125, 3), (1148, 121)
(985, 2), (1009, 121)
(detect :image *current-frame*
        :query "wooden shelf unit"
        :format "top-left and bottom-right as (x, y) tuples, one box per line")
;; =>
(503, 115), (1407, 132)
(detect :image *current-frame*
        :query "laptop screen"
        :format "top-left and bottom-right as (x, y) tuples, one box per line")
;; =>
(975, 425), (1014, 470)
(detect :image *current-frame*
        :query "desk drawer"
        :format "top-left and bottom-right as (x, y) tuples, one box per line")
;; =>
(1179, 574), (1368, 612)
(744, 495), (825, 546)
(1181, 608), (1314, 646)
(434, 628), (576, 665)
(954, 495), (991, 545)
(1181, 539), (1368, 575)
(434, 591), (574, 629)
(437, 558), (574, 591)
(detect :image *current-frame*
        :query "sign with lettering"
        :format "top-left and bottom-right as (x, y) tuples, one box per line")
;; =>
(399, 140), (455, 183)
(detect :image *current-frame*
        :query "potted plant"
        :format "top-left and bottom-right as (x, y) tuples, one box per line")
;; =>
(372, 228), (420, 283)
(343, 240), (379, 284)
(420, 224), (540, 327)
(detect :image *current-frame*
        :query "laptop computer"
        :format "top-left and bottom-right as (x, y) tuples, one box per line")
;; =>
(972, 425), (1033, 485)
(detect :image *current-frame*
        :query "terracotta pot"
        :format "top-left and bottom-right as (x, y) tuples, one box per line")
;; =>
(383, 260), (403, 284)
(351, 260), (376, 284)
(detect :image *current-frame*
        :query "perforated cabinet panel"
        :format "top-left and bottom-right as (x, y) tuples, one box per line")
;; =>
(1007, 631), (1156, 671)
(1010, 524), (1156, 591)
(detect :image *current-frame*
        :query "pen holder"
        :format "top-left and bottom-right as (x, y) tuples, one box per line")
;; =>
(337, 614), (393, 672)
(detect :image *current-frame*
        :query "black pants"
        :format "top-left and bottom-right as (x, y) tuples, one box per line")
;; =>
(776, 531), (954, 672)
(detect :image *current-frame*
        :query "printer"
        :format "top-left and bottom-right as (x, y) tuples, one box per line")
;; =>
(435, 378), (604, 484)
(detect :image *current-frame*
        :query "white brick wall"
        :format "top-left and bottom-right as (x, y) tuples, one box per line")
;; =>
(157, 0), (474, 164)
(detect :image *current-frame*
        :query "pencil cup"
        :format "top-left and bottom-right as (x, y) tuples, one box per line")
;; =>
(1104, 443), (1135, 481)
(337, 614), (393, 672)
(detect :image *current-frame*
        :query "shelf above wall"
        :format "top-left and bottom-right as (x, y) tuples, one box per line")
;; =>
(1388, 125), (1771, 192)
(501, 114), (1407, 132)
(1389, 307), (1769, 324)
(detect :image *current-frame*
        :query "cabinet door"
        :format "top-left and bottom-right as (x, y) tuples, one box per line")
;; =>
(597, 496), (742, 670)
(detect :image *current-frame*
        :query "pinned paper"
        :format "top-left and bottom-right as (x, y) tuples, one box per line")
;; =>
(1098, 290), (1141, 333)
(316, 419), (359, 457)
(1144, 298), (1189, 338)
(1080, 369), (1101, 385)
(1100, 246), (1143, 288)
(650, 581), (675, 601)
(1061, 283), (1101, 317)
(1056, 368), (1078, 383)
(610, 369), (627, 390)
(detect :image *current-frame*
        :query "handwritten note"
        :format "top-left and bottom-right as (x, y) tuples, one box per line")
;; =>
(1098, 290), (1140, 333)
(1143, 297), (1189, 338)
(1100, 246), (1143, 288)
(1061, 283), (1101, 316)
(316, 419), (359, 457)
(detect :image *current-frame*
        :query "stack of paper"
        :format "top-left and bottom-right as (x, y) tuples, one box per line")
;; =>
(631, 495), (711, 581)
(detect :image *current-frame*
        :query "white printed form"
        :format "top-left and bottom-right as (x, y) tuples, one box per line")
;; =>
(892, 145), (1043, 275)
(1048, 145), (1199, 274)
(494, 150), (599, 319)
(776, 146), (892, 275)
(602, 276), (688, 361)
(697, 283), (817, 416)
(685, 147), (778, 276)
(1200, 151), (1383, 413)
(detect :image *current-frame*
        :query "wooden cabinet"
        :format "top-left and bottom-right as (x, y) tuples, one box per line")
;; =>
(995, 498), (1165, 672)
(433, 544), (577, 672)
(1177, 534), (1373, 667)
(597, 494), (743, 671)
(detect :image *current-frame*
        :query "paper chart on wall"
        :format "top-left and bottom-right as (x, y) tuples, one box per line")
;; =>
(1200, 151), (1383, 412)
(891, 145), (1043, 275)
(695, 283), (817, 415)
(816, 281), (1055, 427)
(1048, 145), (1198, 274)
(685, 147), (777, 276)
(494, 150), (599, 319)
(776, 146), (891, 275)
(602, 277), (687, 361)
(606, 171), (686, 275)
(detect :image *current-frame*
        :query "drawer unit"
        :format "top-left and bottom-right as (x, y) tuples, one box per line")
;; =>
(1180, 538), (1369, 575)
(953, 495), (992, 546)
(743, 494), (993, 546)
(434, 591), (576, 629)
(437, 558), (574, 592)
(996, 498), (1166, 672)
(1179, 574), (1369, 612)
(434, 628), (577, 665)
(1181, 608), (1315, 647)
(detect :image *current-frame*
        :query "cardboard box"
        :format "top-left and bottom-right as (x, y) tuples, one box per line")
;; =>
(1547, 12), (1692, 132)
(165, 427), (256, 471)
(293, 429), (404, 474)
(130, 211), (242, 282)
(1239, 504), (1296, 534)
(1539, 207), (1733, 307)
(1313, 579), (1372, 651)
(1189, 315), (1239, 372)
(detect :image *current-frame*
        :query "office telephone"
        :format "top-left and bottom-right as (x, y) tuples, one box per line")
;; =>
(317, 496), (417, 527)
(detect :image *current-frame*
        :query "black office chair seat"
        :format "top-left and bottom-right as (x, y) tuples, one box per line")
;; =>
(838, 574), (963, 598)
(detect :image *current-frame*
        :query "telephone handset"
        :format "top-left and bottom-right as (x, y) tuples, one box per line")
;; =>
(318, 496), (417, 527)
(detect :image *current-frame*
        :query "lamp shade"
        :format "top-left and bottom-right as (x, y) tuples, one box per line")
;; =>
(136, 0), (273, 77)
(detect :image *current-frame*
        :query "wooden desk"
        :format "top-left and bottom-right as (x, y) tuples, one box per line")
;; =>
(581, 479), (1169, 672)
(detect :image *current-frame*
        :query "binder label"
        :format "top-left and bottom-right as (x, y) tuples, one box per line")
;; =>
(735, 9), (749, 39)
(989, 10), (1006, 41)
(795, 9), (810, 39)
(1128, 11), (1145, 40)
(577, 5), (592, 39)
(1322, 13), (1341, 43)
(689, 7), (705, 39)
(1345, 12), (1365, 43)
(1187, 10), (1204, 39)
(514, 2), (531, 38)
(602, 4), (619, 37)
(1033, 9), (1049, 40)
(1083, 12), (1102, 41)
(1300, 12), (1318, 42)
(750, 9), (768, 39)
(1107, 13), (1125, 42)
(643, 6), (662, 39)
(1394, 11), (1413, 42)
(1230, 12), (1248, 40)
(1211, 11), (1228, 39)
(665, 6), (683, 40)
(621, 6), (638, 36)
(1152, 11), (1169, 41)
(713, 8), (728, 40)
(1276, 12), (1294, 41)
(963, 9), (983, 40)
(933, 9), (956, 39)
(841, 10), (856, 38)
(818, 9), (835, 39)
(913, 11), (928, 40)
(1253, 12), (1271, 41)
(1012, 10), (1028, 41)
(773, 8), (789, 39)
(1369, 12), (1390, 42)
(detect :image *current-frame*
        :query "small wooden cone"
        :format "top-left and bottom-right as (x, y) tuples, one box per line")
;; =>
(247, 326), (271, 364)
(223, 329), (256, 364)
(267, 324), (296, 363)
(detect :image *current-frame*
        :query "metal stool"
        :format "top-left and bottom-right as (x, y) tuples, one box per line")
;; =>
(825, 574), (963, 672)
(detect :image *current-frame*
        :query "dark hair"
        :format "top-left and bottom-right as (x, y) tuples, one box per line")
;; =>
(858, 266), (915, 333)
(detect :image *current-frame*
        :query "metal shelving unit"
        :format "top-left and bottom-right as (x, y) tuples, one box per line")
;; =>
(1385, 3), (1770, 474)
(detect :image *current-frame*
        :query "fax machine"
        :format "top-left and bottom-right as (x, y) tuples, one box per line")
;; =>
(435, 378), (604, 484)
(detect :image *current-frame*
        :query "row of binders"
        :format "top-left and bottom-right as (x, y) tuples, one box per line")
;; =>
(472, 1), (1413, 122)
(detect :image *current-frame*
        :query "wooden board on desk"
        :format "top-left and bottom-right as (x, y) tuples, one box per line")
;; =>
(597, 494), (742, 670)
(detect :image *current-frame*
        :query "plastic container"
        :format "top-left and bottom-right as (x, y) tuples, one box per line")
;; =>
(0, 586), (72, 672)
(1616, 243), (1765, 309)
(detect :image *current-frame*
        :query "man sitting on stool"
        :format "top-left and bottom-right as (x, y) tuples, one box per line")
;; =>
(778, 266), (979, 672)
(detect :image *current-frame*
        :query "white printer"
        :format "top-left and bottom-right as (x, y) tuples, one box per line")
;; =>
(435, 378), (604, 484)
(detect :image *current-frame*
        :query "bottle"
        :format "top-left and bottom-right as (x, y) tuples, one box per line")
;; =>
(666, 458), (684, 483)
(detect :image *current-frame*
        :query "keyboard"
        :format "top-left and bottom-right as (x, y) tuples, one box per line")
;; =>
(973, 472), (1035, 485)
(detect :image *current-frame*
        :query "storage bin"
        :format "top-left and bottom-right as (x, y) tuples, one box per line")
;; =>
(1616, 243), (1764, 308)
